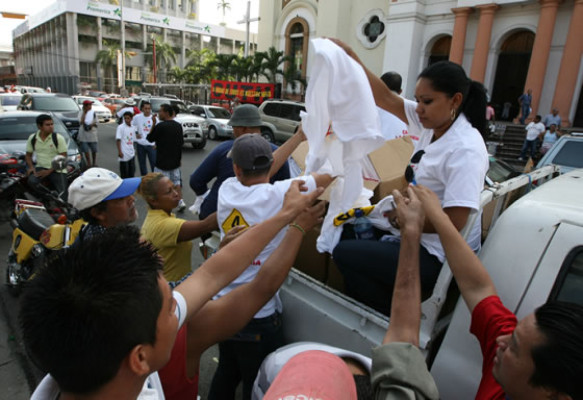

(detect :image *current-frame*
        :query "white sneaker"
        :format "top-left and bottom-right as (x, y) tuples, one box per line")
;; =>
(177, 199), (186, 212)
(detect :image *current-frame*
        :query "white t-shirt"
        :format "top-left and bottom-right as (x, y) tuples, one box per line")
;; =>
(31, 292), (187, 400)
(133, 113), (156, 146)
(525, 121), (545, 141)
(377, 106), (419, 145)
(116, 123), (136, 161)
(404, 99), (488, 262)
(216, 175), (317, 318)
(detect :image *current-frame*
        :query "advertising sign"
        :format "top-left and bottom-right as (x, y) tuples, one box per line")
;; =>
(210, 80), (275, 105)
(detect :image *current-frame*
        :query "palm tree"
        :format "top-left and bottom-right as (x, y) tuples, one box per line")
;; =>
(261, 47), (290, 84)
(168, 66), (188, 84)
(95, 41), (134, 92)
(212, 53), (237, 80)
(217, 0), (231, 24)
(251, 52), (266, 81)
(232, 56), (254, 82)
(144, 36), (177, 82)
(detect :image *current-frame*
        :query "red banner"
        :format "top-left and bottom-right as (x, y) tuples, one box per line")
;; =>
(210, 80), (275, 104)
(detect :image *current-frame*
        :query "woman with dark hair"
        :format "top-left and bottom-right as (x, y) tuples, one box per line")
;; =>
(331, 39), (489, 315)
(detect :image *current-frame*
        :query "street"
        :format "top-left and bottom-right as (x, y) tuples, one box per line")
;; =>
(0, 120), (224, 399)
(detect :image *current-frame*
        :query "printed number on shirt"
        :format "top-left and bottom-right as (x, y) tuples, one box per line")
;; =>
(222, 209), (249, 233)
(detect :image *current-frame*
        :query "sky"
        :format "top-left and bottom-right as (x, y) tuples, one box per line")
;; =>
(0, 0), (259, 50)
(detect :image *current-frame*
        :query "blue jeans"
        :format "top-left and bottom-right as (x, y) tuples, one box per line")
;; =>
(520, 103), (530, 124)
(208, 312), (283, 400)
(520, 139), (538, 159)
(135, 144), (156, 176)
(333, 237), (443, 316)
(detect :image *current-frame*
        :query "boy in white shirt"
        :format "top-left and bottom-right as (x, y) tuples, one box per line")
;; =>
(132, 101), (157, 176)
(210, 134), (333, 400)
(116, 111), (137, 178)
(518, 114), (545, 161)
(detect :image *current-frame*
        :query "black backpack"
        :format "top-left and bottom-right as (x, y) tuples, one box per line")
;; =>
(31, 132), (58, 151)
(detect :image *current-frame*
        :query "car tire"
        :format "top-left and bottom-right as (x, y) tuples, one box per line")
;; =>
(261, 128), (275, 143)
(208, 126), (218, 140)
(191, 137), (207, 149)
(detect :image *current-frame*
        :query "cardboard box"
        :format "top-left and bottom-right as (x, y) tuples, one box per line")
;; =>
(293, 225), (328, 282)
(290, 136), (414, 204)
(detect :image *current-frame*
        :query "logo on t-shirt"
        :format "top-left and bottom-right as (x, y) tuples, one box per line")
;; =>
(222, 208), (249, 233)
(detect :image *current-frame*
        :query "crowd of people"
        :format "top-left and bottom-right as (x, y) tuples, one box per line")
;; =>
(19, 38), (583, 400)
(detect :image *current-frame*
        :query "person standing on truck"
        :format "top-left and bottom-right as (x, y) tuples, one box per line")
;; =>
(189, 104), (296, 220)
(414, 184), (583, 400)
(208, 134), (333, 400)
(331, 39), (489, 316)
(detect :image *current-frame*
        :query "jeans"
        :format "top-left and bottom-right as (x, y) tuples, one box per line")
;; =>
(208, 312), (283, 400)
(520, 103), (530, 124)
(519, 139), (538, 160)
(28, 168), (68, 201)
(119, 158), (135, 178)
(333, 237), (443, 316)
(135, 144), (156, 176)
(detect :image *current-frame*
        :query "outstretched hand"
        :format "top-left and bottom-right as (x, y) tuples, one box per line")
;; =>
(392, 186), (424, 235)
(219, 225), (247, 249)
(281, 180), (325, 223)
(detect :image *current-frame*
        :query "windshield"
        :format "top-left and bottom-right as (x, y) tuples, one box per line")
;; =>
(1, 96), (21, 106)
(551, 140), (583, 169)
(149, 99), (187, 114)
(0, 115), (71, 142)
(207, 107), (231, 119)
(34, 97), (79, 112)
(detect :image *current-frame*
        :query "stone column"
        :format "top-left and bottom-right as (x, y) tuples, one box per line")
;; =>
(551, 0), (583, 126)
(523, 0), (562, 117)
(449, 7), (473, 65)
(470, 3), (499, 82)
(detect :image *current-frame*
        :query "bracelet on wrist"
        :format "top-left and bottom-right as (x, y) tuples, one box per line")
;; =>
(289, 222), (306, 236)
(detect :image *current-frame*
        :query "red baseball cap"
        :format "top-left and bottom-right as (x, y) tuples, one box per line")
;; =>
(83, 100), (93, 105)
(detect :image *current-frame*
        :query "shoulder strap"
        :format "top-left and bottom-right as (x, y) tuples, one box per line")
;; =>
(31, 133), (37, 151)
(51, 132), (58, 148)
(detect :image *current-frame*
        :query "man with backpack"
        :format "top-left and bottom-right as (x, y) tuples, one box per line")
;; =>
(25, 114), (69, 200)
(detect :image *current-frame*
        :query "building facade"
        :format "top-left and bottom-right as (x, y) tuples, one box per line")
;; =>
(259, 0), (583, 127)
(12, 0), (257, 95)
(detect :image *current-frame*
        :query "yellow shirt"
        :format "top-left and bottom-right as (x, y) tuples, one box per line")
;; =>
(26, 131), (68, 170)
(141, 209), (192, 282)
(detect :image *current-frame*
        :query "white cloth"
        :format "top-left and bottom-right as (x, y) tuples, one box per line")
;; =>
(132, 113), (157, 146)
(31, 292), (187, 400)
(525, 121), (545, 141)
(116, 123), (136, 161)
(83, 109), (96, 126)
(216, 175), (317, 318)
(404, 99), (488, 262)
(301, 38), (385, 253)
(252, 341), (372, 400)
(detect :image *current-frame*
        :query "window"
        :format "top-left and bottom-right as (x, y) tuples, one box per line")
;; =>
(549, 247), (583, 305)
(262, 103), (280, 117)
(284, 18), (309, 81)
(549, 141), (583, 169)
(356, 9), (386, 49)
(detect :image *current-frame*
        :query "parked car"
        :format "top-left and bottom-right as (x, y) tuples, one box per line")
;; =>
(0, 93), (23, 112)
(0, 111), (84, 166)
(258, 99), (306, 143)
(15, 86), (46, 94)
(103, 98), (129, 114)
(189, 105), (233, 140)
(536, 134), (583, 174)
(72, 96), (112, 123)
(17, 93), (81, 139)
(137, 97), (207, 149)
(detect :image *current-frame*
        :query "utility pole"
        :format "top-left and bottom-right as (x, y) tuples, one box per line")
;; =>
(120, 0), (126, 95)
(237, 1), (259, 57)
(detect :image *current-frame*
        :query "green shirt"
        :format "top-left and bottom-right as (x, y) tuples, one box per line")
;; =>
(26, 131), (68, 170)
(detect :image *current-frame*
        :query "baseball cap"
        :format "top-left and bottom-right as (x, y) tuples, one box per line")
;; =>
(82, 100), (93, 105)
(68, 168), (141, 210)
(228, 104), (262, 127)
(264, 350), (357, 400)
(227, 133), (273, 170)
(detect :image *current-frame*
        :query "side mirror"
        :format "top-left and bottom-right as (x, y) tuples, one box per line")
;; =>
(51, 155), (67, 171)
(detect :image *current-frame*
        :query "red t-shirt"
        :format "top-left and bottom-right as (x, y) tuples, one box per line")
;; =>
(158, 324), (199, 400)
(470, 296), (517, 400)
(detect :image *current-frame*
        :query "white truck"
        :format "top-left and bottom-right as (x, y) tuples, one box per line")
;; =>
(274, 165), (582, 398)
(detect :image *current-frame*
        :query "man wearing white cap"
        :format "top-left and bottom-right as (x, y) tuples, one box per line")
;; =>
(68, 167), (142, 241)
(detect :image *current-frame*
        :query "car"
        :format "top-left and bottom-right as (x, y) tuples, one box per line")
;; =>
(137, 97), (207, 149)
(485, 154), (520, 186)
(15, 86), (46, 94)
(103, 98), (129, 114)
(258, 99), (306, 143)
(72, 96), (112, 123)
(17, 93), (81, 139)
(0, 111), (84, 166)
(0, 93), (23, 112)
(536, 134), (583, 174)
(189, 105), (233, 140)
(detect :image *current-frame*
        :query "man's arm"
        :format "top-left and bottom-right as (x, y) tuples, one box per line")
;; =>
(269, 125), (306, 178)
(384, 186), (424, 345)
(328, 38), (407, 124)
(146, 123), (157, 143)
(175, 180), (324, 321)
(184, 201), (326, 364)
(413, 185), (497, 312)
(25, 152), (35, 175)
(177, 212), (218, 242)
(189, 146), (221, 195)
(311, 172), (334, 190)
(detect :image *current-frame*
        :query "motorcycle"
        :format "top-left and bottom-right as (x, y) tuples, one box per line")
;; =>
(5, 157), (86, 295)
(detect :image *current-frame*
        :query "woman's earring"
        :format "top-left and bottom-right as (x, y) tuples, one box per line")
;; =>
(450, 108), (456, 122)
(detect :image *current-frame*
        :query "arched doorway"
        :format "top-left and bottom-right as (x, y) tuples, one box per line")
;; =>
(428, 36), (452, 66)
(491, 30), (534, 121)
(284, 18), (309, 99)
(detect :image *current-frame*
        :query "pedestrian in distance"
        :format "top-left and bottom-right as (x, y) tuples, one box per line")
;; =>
(78, 99), (99, 168)
(518, 89), (532, 125)
(132, 101), (157, 176)
(116, 111), (136, 178)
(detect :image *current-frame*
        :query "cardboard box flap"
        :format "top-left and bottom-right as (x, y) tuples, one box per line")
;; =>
(368, 136), (414, 181)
